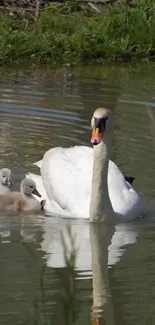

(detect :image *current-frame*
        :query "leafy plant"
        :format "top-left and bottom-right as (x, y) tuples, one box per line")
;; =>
(0, 1), (155, 65)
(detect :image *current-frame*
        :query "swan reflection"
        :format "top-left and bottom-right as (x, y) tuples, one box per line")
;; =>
(0, 213), (141, 324)
(40, 217), (140, 273)
(90, 222), (115, 325)
(0, 214), (140, 272)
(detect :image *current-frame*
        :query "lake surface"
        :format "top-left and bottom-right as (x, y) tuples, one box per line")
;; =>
(0, 62), (155, 325)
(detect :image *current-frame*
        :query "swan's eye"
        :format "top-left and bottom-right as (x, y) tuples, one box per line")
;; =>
(29, 185), (33, 189)
(94, 117), (108, 132)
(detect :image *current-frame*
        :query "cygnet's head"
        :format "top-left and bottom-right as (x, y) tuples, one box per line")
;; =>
(0, 168), (12, 187)
(91, 108), (114, 146)
(20, 178), (41, 197)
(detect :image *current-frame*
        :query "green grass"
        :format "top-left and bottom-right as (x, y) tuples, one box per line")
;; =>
(1, 0), (155, 65)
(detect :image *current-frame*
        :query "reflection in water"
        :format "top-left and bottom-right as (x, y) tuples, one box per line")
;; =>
(40, 218), (140, 271)
(90, 223), (115, 325)
(0, 212), (153, 325)
(108, 223), (139, 267)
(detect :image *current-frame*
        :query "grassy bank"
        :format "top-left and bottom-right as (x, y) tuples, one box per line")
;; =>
(0, 0), (155, 66)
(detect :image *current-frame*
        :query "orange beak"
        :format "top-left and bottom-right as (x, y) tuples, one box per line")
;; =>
(91, 125), (104, 145)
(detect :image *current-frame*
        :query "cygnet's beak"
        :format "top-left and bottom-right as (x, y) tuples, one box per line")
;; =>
(5, 178), (13, 187)
(32, 188), (41, 198)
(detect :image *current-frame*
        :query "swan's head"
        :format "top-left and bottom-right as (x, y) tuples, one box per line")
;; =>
(0, 168), (12, 187)
(91, 108), (113, 146)
(20, 178), (41, 197)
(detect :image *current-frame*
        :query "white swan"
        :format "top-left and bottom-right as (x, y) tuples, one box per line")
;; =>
(28, 108), (141, 221)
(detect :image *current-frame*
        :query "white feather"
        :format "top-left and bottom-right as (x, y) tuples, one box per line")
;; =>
(28, 145), (141, 221)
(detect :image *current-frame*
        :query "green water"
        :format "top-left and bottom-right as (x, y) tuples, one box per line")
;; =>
(0, 62), (155, 325)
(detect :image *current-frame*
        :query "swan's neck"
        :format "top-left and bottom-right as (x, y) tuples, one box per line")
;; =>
(89, 135), (114, 222)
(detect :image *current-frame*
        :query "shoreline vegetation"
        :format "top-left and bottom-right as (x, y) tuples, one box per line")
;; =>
(0, 0), (155, 66)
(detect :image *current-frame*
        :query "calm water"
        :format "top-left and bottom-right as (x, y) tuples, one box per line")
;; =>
(0, 62), (155, 324)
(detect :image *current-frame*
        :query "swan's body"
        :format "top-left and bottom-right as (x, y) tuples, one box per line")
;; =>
(0, 178), (43, 213)
(28, 108), (141, 222)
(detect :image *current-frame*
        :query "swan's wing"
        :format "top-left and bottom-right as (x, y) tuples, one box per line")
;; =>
(33, 160), (42, 168)
(108, 160), (141, 220)
(108, 160), (133, 194)
(41, 146), (93, 219)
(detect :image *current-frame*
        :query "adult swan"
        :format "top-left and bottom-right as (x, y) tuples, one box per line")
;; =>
(30, 108), (141, 221)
